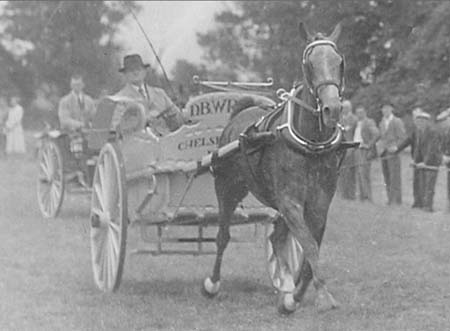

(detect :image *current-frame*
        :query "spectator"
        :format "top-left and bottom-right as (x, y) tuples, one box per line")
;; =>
(376, 103), (406, 205)
(338, 100), (357, 200)
(5, 95), (26, 156)
(437, 108), (450, 211)
(353, 105), (380, 201)
(396, 108), (431, 209)
(0, 96), (8, 157)
(421, 119), (442, 212)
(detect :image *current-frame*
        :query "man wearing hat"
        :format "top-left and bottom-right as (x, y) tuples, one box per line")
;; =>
(396, 107), (433, 209)
(113, 54), (185, 135)
(376, 102), (406, 205)
(338, 99), (358, 200)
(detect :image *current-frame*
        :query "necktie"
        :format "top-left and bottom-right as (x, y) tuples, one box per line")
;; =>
(78, 94), (84, 110)
(138, 85), (147, 101)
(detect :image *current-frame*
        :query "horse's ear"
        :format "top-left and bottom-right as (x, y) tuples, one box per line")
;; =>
(298, 22), (312, 43)
(328, 22), (342, 43)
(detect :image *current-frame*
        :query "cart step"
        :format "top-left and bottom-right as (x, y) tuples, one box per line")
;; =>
(66, 187), (91, 194)
(130, 248), (216, 256)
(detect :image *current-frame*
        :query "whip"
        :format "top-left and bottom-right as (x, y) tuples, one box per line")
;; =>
(121, 1), (176, 97)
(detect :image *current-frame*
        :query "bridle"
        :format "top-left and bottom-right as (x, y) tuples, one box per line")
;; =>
(277, 39), (345, 118)
(274, 39), (346, 154)
(302, 39), (345, 114)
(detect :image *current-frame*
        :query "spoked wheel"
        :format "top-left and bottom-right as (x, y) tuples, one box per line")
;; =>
(37, 139), (65, 218)
(90, 142), (128, 292)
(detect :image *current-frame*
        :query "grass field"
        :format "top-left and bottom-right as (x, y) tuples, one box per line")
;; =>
(1, 143), (450, 331)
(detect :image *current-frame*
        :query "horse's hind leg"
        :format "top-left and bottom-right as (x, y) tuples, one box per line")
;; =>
(202, 175), (247, 298)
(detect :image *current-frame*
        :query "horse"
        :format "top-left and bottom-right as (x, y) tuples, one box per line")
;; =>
(201, 22), (347, 314)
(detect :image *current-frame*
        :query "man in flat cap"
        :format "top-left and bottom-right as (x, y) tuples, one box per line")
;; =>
(396, 107), (435, 210)
(376, 102), (406, 205)
(113, 54), (185, 136)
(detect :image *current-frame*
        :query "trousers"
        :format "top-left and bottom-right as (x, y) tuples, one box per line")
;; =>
(381, 153), (402, 205)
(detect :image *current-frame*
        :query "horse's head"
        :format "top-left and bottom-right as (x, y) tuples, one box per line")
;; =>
(299, 22), (344, 128)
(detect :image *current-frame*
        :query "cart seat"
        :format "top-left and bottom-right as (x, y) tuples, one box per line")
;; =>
(86, 96), (146, 152)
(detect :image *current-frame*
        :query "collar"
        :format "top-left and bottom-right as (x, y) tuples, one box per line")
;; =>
(71, 91), (84, 99)
(131, 82), (146, 90)
(437, 108), (450, 121)
(384, 114), (394, 123)
(413, 112), (430, 120)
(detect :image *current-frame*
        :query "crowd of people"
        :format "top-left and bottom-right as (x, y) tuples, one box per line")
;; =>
(4, 52), (450, 213)
(338, 99), (450, 212)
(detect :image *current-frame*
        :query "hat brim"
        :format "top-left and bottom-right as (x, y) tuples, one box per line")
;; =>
(119, 63), (150, 73)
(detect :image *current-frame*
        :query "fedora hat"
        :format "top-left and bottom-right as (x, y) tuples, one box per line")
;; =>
(119, 54), (150, 73)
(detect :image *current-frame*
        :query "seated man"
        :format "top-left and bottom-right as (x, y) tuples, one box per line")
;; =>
(58, 74), (96, 187)
(58, 74), (96, 130)
(112, 54), (185, 136)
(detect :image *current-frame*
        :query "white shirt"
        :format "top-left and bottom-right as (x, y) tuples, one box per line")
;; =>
(353, 120), (363, 143)
(132, 83), (149, 101)
(382, 114), (394, 131)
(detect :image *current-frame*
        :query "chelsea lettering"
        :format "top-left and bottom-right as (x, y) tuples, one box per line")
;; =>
(178, 136), (220, 151)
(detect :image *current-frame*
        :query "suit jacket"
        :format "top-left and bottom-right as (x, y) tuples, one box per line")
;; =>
(58, 91), (95, 130)
(359, 118), (379, 146)
(377, 116), (406, 156)
(357, 117), (380, 160)
(113, 83), (185, 135)
(437, 116), (450, 156)
(397, 116), (430, 159)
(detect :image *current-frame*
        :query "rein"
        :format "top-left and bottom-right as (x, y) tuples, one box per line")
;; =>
(302, 40), (345, 98)
(241, 38), (353, 155)
(277, 85), (318, 115)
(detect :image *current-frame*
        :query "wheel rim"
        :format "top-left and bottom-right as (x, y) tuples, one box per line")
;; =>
(37, 141), (64, 218)
(90, 143), (127, 292)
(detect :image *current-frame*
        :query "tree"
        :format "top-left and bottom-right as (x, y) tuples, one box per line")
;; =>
(0, 1), (139, 102)
(197, 0), (434, 95)
(353, 1), (450, 119)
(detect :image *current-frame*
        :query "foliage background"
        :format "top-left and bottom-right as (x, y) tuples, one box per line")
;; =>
(1, 1), (450, 128)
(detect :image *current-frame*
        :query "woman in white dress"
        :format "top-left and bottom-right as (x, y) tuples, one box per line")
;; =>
(5, 96), (26, 155)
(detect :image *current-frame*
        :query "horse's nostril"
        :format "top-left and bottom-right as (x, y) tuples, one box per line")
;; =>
(323, 106), (331, 115)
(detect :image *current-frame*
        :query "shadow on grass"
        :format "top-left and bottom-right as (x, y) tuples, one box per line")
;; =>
(122, 276), (273, 297)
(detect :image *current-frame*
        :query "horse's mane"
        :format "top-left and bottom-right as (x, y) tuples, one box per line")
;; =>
(312, 32), (327, 41)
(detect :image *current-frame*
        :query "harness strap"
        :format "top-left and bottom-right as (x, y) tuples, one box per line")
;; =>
(277, 88), (318, 115)
(238, 132), (274, 207)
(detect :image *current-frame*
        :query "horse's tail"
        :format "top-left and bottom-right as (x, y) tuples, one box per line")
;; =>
(230, 96), (256, 119)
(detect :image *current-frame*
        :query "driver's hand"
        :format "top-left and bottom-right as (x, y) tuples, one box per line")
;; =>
(388, 146), (398, 153)
(148, 110), (160, 118)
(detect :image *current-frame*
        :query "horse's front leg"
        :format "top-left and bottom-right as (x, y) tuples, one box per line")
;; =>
(278, 196), (339, 313)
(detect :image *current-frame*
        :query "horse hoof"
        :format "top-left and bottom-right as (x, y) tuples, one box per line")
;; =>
(277, 293), (297, 315)
(315, 289), (340, 312)
(201, 277), (220, 298)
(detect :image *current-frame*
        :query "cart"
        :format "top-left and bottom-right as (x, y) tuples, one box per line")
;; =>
(88, 78), (292, 292)
(36, 97), (145, 218)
